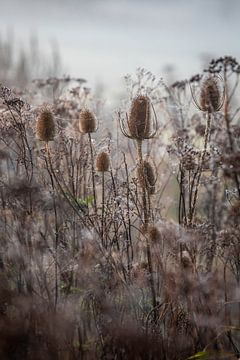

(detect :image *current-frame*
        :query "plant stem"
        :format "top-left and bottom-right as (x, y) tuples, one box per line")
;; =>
(188, 112), (211, 226)
(88, 133), (97, 214)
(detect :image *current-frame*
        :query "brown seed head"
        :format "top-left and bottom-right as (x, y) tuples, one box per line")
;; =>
(79, 109), (97, 133)
(137, 160), (156, 195)
(199, 77), (222, 113)
(36, 109), (55, 142)
(148, 225), (161, 243)
(96, 151), (110, 172)
(128, 95), (151, 139)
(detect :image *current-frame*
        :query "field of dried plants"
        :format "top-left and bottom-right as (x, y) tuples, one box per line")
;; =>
(0, 56), (239, 359)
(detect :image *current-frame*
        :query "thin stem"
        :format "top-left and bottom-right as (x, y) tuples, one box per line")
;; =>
(45, 142), (59, 309)
(101, 171), (105, 247)
(136, 139), (157, 319)
(88, 133), (97, 214)
(188, 112), (211, 226)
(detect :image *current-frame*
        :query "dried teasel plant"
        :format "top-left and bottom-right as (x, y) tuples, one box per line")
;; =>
(96, 151), (110, 172)
(78, 108), (98, 213)
(79, 108), (98, 134)
(119, 95), (157, 140)
(36, 108), (55, 142)
(119, 95), (158, 317)
(188, 75), (225, 226)
(96, 150), (110, 247)
(191, 74), (225, 113)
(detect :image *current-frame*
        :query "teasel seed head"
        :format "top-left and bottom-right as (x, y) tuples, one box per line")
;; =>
(137, 160), (156, 195)
(36, 108), (55, 142)
(191, 75), (224, 113)
(200, 77), (222, 112)
(119, 95), (157, 140)
(79, 109), (97, 133)
(96, 151), (110, 172)
(128, 95), (150, 139)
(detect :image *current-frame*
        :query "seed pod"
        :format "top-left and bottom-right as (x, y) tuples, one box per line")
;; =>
(199, 77), (222, 113)
(148, 225), (161, 243)
(79, 109), (97, 133)
(96, 151), (110, 172)
(36, 109), (55, 141)
(128, 95), (151, 139)
(137, 160), (156, 195)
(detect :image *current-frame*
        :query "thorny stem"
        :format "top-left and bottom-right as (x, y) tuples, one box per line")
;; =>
(136, 140), (148, 227)
(101, 171), (105, 247)
(136, 139), (157, 318)
(188, 112), (211, 226)
(88, 133), (97, 214)
(45, 142), (59, 309)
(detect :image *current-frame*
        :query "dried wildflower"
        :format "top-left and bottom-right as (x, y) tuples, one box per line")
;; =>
(96, 151), (110, 172)
(137, 160), (156, 195)
(36, 109), (55, 141)
(119, 95), (157, 140)
(147, 225), (161, 243)
(191, 75), (224, 113)
(129, 95), (150, 139)
(79, 109), (97, 133)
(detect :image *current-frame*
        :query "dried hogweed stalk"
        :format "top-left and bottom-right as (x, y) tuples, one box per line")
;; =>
(96, 151), (110, 172)
(79, 109), (97, 133)
(36, 108), (55, 142)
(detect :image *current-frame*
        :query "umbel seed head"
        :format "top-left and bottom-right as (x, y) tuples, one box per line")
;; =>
(96, 151), (110, 172)
(79, 109), (97, 133)
(137, 160), (156, 195)
(128, 95), (151, 139)
(199, 76), (223, 113)
(36, 109), (55, 142)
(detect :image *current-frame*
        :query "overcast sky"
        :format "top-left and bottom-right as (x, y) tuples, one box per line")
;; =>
(0, 0), (239, 96)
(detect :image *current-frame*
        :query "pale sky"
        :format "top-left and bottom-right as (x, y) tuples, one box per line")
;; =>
(0, 0), (239, 97)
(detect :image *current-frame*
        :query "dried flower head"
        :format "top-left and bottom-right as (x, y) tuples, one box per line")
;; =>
(147, 225), (161, 243)
(128, 95), (150, 139)
(36, 108), (55, 142)
(191, 75), (224, 113)
(119, 95), (157, 140)
(137, 160), (156, 195)
(96, 151), (110, 172)
(79, 109), (97, 133)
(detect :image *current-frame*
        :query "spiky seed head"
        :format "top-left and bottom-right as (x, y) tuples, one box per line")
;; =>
(137, 160), (156, 195)
(128, 95), (151, 139)
(96, 151), (110, 172)
(148, 225), (161, 243)
(199, 77), (222, 113)
(36, 109), (55, 142)
(79, 109), (96, 133)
